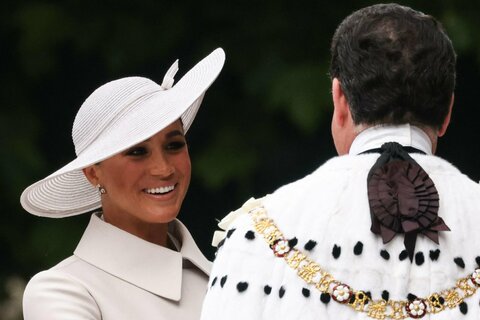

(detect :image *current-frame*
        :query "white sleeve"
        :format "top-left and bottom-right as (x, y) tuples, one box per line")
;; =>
(23, 270), (101, 320)
(200, 214), (273, 320)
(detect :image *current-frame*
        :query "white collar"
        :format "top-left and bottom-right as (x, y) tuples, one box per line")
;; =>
(349, 124), (433, 155)
(74, 213), (211, 301)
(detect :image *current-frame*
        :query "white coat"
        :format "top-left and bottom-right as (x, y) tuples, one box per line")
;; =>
(23, 213), (211, 319)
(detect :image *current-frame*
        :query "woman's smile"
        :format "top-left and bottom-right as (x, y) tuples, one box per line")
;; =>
(142, 183), (179, 201)
(144, 184), (176, 195)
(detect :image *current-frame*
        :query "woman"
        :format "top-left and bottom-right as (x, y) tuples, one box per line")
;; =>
(21, 48), (225, 319)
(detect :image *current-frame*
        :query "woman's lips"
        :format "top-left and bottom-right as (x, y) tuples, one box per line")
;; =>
(144, 185), (175, 195)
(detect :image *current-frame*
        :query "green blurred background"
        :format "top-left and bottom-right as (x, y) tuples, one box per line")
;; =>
(2, 0), (480, 318)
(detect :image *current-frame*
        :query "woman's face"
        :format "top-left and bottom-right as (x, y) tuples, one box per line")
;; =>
(84, 120), (191, 240)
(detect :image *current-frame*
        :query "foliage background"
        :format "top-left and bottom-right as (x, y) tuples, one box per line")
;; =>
(1, 0), (480, 318)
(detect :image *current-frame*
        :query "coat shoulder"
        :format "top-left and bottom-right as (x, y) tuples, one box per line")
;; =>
(23, 256), (101, 320)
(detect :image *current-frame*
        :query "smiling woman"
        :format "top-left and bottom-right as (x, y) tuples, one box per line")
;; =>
(83, 121), (192, 247)
(20, 48), (225, 320)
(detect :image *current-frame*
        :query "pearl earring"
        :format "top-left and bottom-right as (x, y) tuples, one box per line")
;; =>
(96, 184), (107, 194)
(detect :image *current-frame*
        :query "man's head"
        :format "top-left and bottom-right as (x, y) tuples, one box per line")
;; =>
(329, 3), (456, 154)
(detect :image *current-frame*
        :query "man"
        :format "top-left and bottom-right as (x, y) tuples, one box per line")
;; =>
(201, 4), (480, 319)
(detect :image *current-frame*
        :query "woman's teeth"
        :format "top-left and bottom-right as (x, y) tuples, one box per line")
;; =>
(145, 185), (175, 194)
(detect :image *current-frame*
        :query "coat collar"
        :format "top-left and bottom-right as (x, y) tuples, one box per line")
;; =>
(73, 213), (211, 301)
(349, 124), (433, 156)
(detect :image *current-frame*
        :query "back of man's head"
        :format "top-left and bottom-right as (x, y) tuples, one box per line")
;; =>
(329, 3), (456, 130)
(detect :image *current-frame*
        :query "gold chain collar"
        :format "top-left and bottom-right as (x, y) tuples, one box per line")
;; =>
(248, 205), (480, 319)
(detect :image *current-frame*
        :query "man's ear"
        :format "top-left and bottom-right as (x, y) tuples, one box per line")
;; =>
(438, 94), (454, 137)
(332, 78), (351, 127)
(331, 78), (357, 155)
(82, 165), (100, 186)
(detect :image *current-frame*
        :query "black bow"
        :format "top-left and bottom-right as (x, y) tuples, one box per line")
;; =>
(366, 142), (450, 261)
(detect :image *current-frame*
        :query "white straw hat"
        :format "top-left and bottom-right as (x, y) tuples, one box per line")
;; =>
(20, 48), (225, 217)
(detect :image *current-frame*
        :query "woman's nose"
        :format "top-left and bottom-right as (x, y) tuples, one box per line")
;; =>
(149, 151), (174, 177)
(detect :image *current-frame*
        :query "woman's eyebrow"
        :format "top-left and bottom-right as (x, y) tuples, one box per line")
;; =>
(166, 130), (184, 138)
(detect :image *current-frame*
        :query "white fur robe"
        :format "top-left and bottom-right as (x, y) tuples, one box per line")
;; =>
(201, 126), (480, 320)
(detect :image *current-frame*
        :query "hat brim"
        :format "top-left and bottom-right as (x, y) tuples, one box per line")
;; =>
(20, 48), (225, 217)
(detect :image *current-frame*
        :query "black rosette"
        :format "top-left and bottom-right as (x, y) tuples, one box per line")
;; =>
(367, 142), (450, 261)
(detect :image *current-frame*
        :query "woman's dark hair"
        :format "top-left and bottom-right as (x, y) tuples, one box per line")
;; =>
(329, 3), (456, 129)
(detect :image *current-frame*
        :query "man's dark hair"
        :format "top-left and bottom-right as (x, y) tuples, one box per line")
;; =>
(329, 3), (456, 129)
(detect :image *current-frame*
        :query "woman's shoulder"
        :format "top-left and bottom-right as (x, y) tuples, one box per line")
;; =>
(26, 255), (96, 285)
(23, 256), (101, 320)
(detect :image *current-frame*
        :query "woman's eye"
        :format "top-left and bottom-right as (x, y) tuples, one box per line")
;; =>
(166, 141), (186, 151)
(126, 147), (147, 156)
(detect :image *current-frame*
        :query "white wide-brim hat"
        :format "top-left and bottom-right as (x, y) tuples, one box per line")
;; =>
(21, 48), (225, 217)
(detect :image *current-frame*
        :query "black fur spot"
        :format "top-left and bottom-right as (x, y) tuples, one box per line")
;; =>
(288, 237), (298, 248)
(459, 301), (468, 314)
(304, 240), (317, 251)
(380, 249), (390, 260)
(332, 245), (341, 259)
(211, 277), (217, 287)
(279, 286), (286, 298)
(407, 293), (417, 301)
(320, 293), (331, 304)
(217, 238), (225, 249)
(415, 252), (425, 266)
(429, 249), (440, 261)
(220, 275), (228, 288)
(302, 288), (310, 298)
(226, 228), (236, 238)
(399, 250), (409, 261)
(382, 290), (389, 301)
(349, 294), (356, 304)
(236, 282), (248, 292)
(353, 241), (363, 255)
(454, 257), (466, 268)
(244, 230), (255, 240)
(264, 285), (272, 295)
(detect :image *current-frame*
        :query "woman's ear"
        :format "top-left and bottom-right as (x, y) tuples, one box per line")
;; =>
(82, 165), (100, 186)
